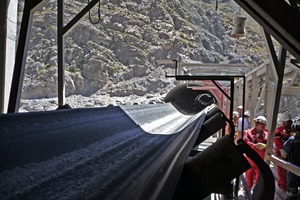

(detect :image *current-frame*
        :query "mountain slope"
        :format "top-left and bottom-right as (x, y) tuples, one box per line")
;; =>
(17, 0), (267, 110)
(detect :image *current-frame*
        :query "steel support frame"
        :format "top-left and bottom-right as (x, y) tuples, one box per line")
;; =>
(57, 0), (100, 107)
(264, 32), (300, 175)
(166, 62), (247, 197)
(262, 30), (286, 164)
(234, 0), (300, 62)
(291, 59), (300, 69)
(57, 0), (65, 106)
(0, 0), (8, 113)
(166, 62), (247, 132)
(249, 70), (259, 126)
(279, 96), (300, 114)
(7, 0), (48, 113)
(8, 0), (100, 112)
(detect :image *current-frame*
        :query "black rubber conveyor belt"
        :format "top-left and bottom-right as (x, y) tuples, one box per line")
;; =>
(0, 104), (206, 200)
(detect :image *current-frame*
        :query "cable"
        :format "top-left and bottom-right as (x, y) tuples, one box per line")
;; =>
(87, 0), (101, 24)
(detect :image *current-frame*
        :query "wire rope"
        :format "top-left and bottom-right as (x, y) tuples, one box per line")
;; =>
(87, 0), (101, 24)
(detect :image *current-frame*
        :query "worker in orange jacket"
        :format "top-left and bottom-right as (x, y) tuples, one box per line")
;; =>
(274, 112), (293, 191)
(243, 116), (268, 190)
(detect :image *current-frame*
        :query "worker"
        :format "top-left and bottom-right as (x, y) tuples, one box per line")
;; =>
(237, 105), (243, 117)
(236, 110), (251, 142)
(243, 116), (268, 190)
(274, 112), (293, 191)
(233, 111), (239, 141)
(283, 117), (300, 200)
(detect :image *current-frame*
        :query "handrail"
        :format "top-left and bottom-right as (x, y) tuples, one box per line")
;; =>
(266, 154), (300, 177)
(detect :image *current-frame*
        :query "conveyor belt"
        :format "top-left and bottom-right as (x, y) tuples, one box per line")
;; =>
(0, 104), (207, 200)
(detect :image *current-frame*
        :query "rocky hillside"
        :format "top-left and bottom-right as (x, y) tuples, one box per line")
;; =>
(17, 0), (267, 111)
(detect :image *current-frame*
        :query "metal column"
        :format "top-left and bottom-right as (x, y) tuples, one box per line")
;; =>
(8, 0), (47, 113)
(0, 0), (8, 113)
(57, 0), (65, 107)
(57, 0), (99, 107)
(263, 31), (286, 161)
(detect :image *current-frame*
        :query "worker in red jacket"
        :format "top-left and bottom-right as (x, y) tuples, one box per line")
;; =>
(274, 112), (293, 191)
(243, 116), (268, 190)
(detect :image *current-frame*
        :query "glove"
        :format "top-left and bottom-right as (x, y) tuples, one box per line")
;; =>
(279, 149), (287, 158)
(256, 142), (266, 150)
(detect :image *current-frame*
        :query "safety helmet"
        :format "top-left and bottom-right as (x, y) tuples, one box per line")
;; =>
(254, 116), (267, 124)
(237, 105), (243, 109)
(233, 111), (239, 117)
(291, 117), (300, 130)
(244, 110), (250, 117)
(280, 112), (292, 122)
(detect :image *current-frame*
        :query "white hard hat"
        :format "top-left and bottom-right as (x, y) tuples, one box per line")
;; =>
(244, 110), (250, 117)
(280, 112), (292, 122)
(254, 116), (267, 124)
(292, 117), (300, 130)
(233, 111), (239, 117)
(294, 118), (300, 126)
(237, 105), (243, 109)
